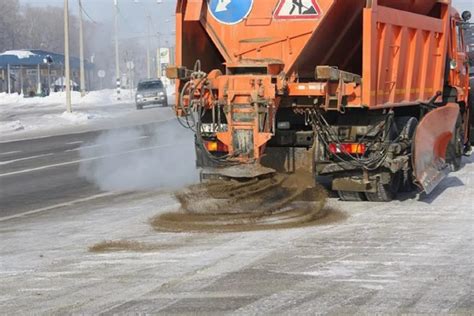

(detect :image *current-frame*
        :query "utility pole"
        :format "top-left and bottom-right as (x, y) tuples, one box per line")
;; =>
(7, 64), (11, 94)
(64, 0), (72, 112)
(146, 15), (151, 79)
(157, 32), (161, 79)
(47, 63), (51, 95)
(36, 64), (41, 95)
(114, 0), (121, 100)
(20, 66), (24, 96)
(78, 0), (86, 97)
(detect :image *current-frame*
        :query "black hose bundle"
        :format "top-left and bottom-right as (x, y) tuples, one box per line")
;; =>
(311, 109), (399, 171)
(177, 60), (238, 166)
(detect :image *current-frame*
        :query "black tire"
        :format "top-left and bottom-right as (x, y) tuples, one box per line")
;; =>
(337, 191), (366, 201)
(399, 169), (416, 193)
(396, 117), (418, 192)
(136, 104), (143, 110)
(365, 172), (401, 202)
(446, 115), (463, 171)
(469, 85), (473, 146)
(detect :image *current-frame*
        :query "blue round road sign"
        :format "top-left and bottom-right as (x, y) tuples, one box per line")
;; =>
(208, 0), (254, 25)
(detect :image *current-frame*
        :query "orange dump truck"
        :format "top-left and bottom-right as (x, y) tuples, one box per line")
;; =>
(168, 0), (473, 201)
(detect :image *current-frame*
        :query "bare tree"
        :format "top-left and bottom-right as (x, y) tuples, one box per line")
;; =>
(0, 0), (22, 51)
(0, 1), (149, 89)
(20, 5), (81, 54)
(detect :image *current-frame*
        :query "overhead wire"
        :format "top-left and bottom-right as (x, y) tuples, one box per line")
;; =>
(78, 0), (98, 25)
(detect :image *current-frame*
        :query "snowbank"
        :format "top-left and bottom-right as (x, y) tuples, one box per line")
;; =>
(0, 120), (24, 133)
(0, 89), (131, 107)
(0, 84), (176, 107)
(0, 87), (176, 139)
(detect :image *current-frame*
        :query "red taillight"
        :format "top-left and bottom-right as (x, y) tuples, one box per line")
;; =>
(204, 140), (228, 152)
(329, 143), (366, 155)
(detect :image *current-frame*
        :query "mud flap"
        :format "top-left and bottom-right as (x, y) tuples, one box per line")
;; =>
(413, 103), (460, 194)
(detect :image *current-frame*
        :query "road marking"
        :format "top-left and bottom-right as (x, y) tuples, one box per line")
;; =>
(0, 143), (187, 178)
(0, 192), (118, 222)
(0, 153), (54, 166)
(0, 116), (175, 144)
(66, 141), (83, 145)
(64, 144), (102, 152)
(64, 136), (151, 152)
(0, 151), (22, 156)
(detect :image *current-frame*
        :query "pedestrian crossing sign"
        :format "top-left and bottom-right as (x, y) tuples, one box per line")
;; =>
(274, 0), (322, 19)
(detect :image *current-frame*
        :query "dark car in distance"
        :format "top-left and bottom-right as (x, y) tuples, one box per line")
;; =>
(135, 79), (168, 110)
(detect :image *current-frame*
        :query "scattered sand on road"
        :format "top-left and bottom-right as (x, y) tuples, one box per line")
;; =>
(151, 171), (346, 233)
(89, 240), (178, 253)
(150, 206), (346, 233)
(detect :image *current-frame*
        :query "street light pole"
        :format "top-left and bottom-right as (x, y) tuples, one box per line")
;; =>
(114, 0), (121, 100)
(7, 64), (11, 94)
(37, 64), (42, 95)
(78, 0), (86, 97)
(157, 32), (161, 79)
(48, 63), (51, 95)
(147, 15), (151, 78)
(64, 0), (72, 112)
(44, 56), (53, 96)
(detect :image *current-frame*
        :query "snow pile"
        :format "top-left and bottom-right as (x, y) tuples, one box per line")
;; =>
(0, 86), (176, 107)
(0, 120), (24, 133)
(0, 50), (37, 59)
(0, 86), (175, 138)
(74, 89), (134, 106)
(0, 93), (24, 106)
(0, 86), (176, 139)
(0, 89), (131, 107)
(59, 111), (103, 123)
(0, 90), (130, 137)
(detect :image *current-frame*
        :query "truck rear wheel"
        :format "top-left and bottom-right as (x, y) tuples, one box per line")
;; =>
(446, 115), (463, 171)
(365, 172), (401, 202)
(396, 117), (418, 192)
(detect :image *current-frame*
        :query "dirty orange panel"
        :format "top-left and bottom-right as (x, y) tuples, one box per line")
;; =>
(176, 0), (369, 76)
(362, 1), (450, 107)
(287, 82), (326, 97)
(183, 0), (203, 21)
(176, 0), (450, 108)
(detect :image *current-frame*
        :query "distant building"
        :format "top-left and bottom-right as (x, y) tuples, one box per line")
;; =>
(0, 49), (94, 96)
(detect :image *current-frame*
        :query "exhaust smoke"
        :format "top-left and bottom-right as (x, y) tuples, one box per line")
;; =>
(78, 120), (199, 191)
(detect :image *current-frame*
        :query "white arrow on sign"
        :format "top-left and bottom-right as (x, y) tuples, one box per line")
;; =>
(215, 0), (231, 12)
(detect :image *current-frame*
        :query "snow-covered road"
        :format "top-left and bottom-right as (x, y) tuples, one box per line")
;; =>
(1, 155), (472, 313)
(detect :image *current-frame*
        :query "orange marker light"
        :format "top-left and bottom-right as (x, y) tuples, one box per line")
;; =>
(329, 143), (366, 155)
(204, 140), (228, 152)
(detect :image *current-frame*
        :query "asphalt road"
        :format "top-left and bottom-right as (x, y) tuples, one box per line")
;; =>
(0, 119), (473, 313)
(0, 155), (472, 314)
(0, 120), (175, 219)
